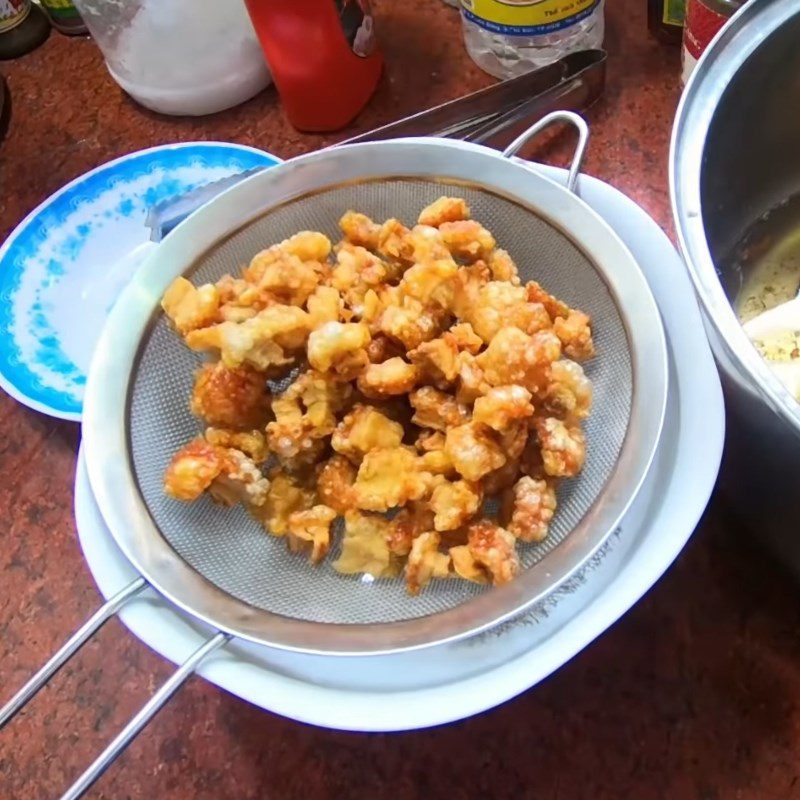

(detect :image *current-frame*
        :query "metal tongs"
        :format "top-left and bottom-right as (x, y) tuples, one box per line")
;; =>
(146, 49), (606, 241)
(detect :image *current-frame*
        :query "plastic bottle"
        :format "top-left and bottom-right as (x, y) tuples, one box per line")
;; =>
(72, 0), (271, 116)
(243, 0), (383, 133)
(461, 0), (605, 79)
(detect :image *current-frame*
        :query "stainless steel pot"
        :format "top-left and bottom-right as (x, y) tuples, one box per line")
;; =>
(671, 0), (800, 568)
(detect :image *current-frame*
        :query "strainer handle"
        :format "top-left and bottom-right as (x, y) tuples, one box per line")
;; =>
(0, 576), (147, 729)
(501, 110), (589, 195)
(61, 632), (231, 800)
(1, 573), (233, 799)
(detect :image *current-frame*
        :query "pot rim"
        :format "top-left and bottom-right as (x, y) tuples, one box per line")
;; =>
(670, 0), (800, 440)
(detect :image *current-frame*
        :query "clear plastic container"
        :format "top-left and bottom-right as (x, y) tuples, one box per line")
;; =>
(461, 0), (605, 79)
(71, 0), (272, 116)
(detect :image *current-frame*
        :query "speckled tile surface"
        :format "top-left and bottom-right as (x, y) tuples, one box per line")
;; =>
(1, 1), (800, 798)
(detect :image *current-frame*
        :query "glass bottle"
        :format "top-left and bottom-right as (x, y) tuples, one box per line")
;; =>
(0, 0), (50, 60)
(648, 0), (685, 44)
(40, 0), (87, 35)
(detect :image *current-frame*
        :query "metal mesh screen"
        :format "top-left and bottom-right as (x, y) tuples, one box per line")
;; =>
(129, 179), (632, 625)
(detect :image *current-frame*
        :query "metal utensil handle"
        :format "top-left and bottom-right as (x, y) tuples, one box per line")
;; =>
(0, 577), (147, 728)
(61, 632), (230, 800)
(501, 110), (590, 195)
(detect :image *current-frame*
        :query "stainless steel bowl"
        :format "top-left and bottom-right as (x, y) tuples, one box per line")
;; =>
(671, 0), (800, 569)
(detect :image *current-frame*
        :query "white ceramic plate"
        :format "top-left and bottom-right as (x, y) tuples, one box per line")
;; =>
(0, 142), (279, 421)
(73, 164), (725, 731)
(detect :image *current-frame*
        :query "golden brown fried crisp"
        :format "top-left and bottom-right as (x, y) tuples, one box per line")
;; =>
(400, 258), (458, 308)
(164, 437), (269, 509)
(287, 505), (337, 564)
(500, 476), (557, 543)
(476, 327), (561, 392)
(307, 321), (370, 379)
(450, 520), (519, 586)
(259, 469), (316, 536)
(472, 385), (534, 432)
(163, 437), (228, 501)
(163, 197), (594, 595)
(415, 429), (447, 453)
(186, 305), (310, 370)
(266, 370), (351, 464)
(386, 502), (435, 556)
(439, 220), (496, 261)
(204, 427), (268, 462)
(376, 218), (411, 267)
(448, 322), (483, 355)
(450, 262), (491, 321)
(315, 454), (357, 513)
(553, 310), (596, 361)
(331, 404), (405, 463)
(525, 280), (570, 321)
(162, 277), (220, 335)
(429, 479), (483, 532)
(215, 275), (271, 322)
(499, 421), (529, 461)
(410, 386), (470, 431)
(378, 298), (446, 350)
(190, 361), (270, 430)
(333, 511), (396, 578)
(444, 422), (507, 482)
(534, 417), (587, 478)
(454, 352), (490, 405)
(242, 232), (331, 306)
(352, 446), (434, 512)
(357, 357), (419, 399)
(466, 520), (519, 584)
(488, 249), (520, 285)
(483, 458), (523, 495)
(339, 210), (380, 250)
(246, 250), (320, 307)
(306, 285), (342, 327)
(401, 224), (454, 265)
(540, 359), (593, 420)
(408, 334), (460, 388)
(414, 430), (454, 476)
(365, 334), (406, 364)
(331, 243), (390, 304)
(418, 196), (470, 227)
(469, 282), (551, 343)
(406, 531), (451, 596)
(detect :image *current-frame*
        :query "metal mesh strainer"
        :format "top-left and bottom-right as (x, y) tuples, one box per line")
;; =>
(1, 113), (668, 800)
(67, 115), (668, 664)
(130, 177), (632, 626)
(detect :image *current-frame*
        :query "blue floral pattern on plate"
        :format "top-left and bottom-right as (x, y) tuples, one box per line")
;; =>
(0, 142), (280, 421)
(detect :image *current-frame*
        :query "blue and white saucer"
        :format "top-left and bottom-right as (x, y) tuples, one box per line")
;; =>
(0, 142), (280, 420)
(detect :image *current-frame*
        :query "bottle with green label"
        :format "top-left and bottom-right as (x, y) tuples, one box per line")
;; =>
(648, 0), (685, 44)
(39, 0), (86, 35)
(460, 0), (605, 79)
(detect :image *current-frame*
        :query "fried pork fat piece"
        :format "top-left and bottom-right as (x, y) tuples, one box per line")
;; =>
(161, 195), (595, 594)
(406, 531), (451, 596)
(331, 404), (404, 463)
(352, 446), (435, 512)
(266, 370), (351, 467)
(164, 436), (269, 508)
(450, 520), (520, 586)
(287, 504), (337, 563)
(500, 476), (557, 543)
(190, 361), (271, 430)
